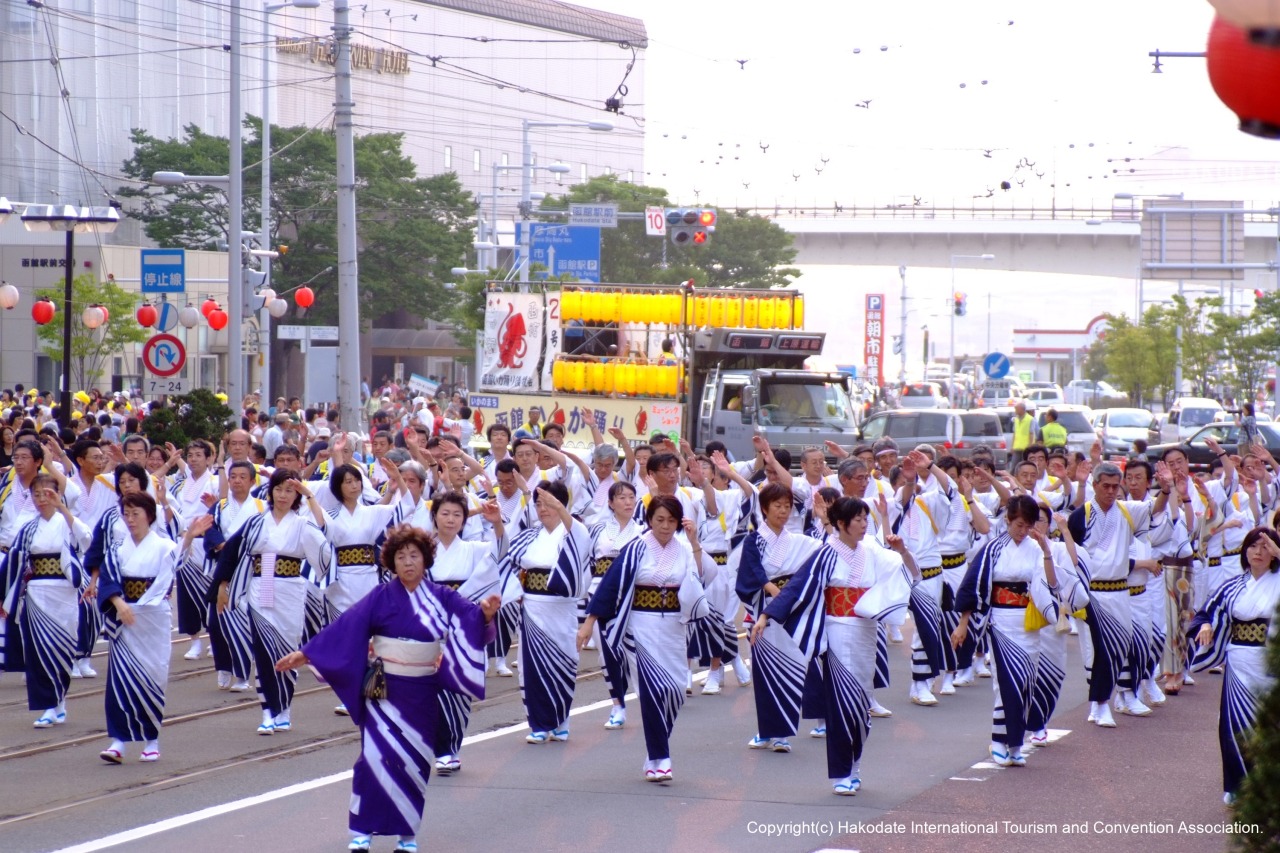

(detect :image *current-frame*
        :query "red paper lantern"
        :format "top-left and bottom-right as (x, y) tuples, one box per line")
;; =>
(137, 304), (158, 327)
(98, 305), (109, 324)
(201, 297), (220, 318)
(1207, 16), (1280, 138)
(207, 308), (228, 331)
(295, 286), (315, 308)
(31, 298), (55, 325)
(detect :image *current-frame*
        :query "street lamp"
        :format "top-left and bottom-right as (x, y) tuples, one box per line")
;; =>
(260, 0), (322, 405)
(518, 119), (612, 287)
(950, 253), (994, 405)
(20, 204), (120, 429)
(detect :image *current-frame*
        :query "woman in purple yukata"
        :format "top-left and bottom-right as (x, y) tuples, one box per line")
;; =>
(276, 525), (500, 853)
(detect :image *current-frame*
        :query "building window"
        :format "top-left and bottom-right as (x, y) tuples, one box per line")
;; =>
(119, 0), (137, 23)
(443, 145), (451, 168)
(581, 164), (587, 181)
(473, 149), (481, 172)
(501, 153), (509, 167)
(628, 171), (634, 183)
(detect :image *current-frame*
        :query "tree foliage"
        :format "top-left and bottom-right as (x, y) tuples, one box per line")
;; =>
(139, 388), (233, 447)
(546, 175), (800, 289)
(119, 118), (476, 330)
(33, 274), (152, 393)
(1098, 294), (1279, 408)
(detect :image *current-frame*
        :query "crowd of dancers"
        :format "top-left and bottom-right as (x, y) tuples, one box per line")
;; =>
(1, 403), (1277, 852)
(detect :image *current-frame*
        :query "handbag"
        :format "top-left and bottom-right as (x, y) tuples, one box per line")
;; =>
(1024, 602), (1050, 632)
(362, 657), (388, 700)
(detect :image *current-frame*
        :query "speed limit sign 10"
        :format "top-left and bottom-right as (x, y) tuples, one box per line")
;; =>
(645, 206), (666, 237)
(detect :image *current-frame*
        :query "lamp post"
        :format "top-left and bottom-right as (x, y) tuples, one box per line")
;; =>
(950, 253), (994, 406)
(20, 204), (120, 429)
(260, 0), (321, 406)
(518, 119), (612, 288)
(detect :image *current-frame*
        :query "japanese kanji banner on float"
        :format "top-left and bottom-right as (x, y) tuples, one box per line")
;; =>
(541, 291), (563, 394)
(864, 293), (885, 387)
(480, 292), (544, 392)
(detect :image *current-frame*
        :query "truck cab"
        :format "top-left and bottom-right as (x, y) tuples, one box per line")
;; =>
(691, 328), (859, 466)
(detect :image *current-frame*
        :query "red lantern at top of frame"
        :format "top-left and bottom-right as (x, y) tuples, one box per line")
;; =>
(1207, 16), (1280, 138)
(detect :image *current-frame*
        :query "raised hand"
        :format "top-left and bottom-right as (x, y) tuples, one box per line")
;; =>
(1074, 459), (1093, 484)
(479, 594), (502, 624)
(480, 500), (502, 524)
(885, 533), (906, 553)
(1154, 461), (1173, 492)
(201, 492), (217, 508)
(607, 426), (627, 443)
(710, 451), (732, 473)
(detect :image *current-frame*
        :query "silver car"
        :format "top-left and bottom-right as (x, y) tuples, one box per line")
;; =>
(900, 382), (947, 409)
(1095, 407), (1158, 456)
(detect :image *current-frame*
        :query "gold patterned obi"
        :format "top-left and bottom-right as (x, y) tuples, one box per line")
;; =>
(824, 586), (866, 617)
(593, 556), (614, 578)
(1128, 584), (1146, 596)
(520, 568), (552, 594)
(919, 566), (943, 580)
(1089, 578), (1128, 593)
(336, 545), (376, 567)
(1231, 619), (1269, 647)
(941, 553), (966, 569)
(253, 555), (302, 578)
(28, 553), (64, 580)
(122, 577), (156, 603)
(434, 579), (463, 591)
(633, 585), (680, 613)
(709, 552), (729, 565)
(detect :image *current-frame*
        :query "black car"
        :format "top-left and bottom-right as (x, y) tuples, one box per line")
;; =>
(1144, 423), (1280, 470)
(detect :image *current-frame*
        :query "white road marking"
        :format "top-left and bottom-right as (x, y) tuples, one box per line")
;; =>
(52, 673), (712, 852)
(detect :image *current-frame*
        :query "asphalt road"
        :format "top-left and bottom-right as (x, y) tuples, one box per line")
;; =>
(0, 616), (1239, 853)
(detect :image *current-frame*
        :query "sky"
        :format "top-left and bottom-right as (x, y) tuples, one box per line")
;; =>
(575, 0), (1280, 372)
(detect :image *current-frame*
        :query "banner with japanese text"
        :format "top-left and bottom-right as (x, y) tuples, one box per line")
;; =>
(864, 293), (885, 387)
(465, 392), (683, 453)
(541, 291), (563, 393)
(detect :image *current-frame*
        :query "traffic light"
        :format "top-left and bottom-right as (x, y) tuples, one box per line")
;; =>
(666, 208), (716, 245)
(953, 291), (967, 316)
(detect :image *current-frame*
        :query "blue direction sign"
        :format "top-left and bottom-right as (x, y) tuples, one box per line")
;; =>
(983, 351), (1011, 379)
(518, 223), (601, 283)
(141, 248), (186, 294)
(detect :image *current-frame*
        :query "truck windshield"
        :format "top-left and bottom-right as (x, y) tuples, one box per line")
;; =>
(759, 380), (854, 426)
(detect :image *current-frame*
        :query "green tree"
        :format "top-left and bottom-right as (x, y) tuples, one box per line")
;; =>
(33, 274), (152, 393)
(544, 177), (800, 289)
(1099, 314), (1156, 403)
(139, 388), (233, 447)
(119, 119), (476, 331)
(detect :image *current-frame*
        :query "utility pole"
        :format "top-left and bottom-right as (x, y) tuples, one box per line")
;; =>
(898, 264), (908, 384)
(333, 0), (362, 432)
(227, 0), (243, 408)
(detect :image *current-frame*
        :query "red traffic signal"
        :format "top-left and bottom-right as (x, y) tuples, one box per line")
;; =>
(666, 207), (717, 245)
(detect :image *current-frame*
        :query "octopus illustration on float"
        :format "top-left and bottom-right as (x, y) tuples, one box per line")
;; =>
(497, 302), (528, 368)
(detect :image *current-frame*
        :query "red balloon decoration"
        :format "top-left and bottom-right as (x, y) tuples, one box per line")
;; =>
(1207, 16), (1280, 138)
(207, 308), (228, 331)
(201, 298), (220, 318)
(294, 286), (315, 308)
(137, 304), (158, 327)
(31, 298), (55, 325)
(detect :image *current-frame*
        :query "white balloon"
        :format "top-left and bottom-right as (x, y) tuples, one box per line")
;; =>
(267, 297), (288, 319)
(259, 288), (276, 302)
(0, 283), (19, 310)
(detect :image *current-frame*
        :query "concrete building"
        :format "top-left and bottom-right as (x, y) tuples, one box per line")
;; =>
(0, 0), (646, 398)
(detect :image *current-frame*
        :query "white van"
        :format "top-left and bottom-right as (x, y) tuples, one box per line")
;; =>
(1161, 397), (1225, 443)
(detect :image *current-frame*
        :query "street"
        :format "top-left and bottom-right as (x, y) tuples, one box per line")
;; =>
(0, 615), (1239, 853)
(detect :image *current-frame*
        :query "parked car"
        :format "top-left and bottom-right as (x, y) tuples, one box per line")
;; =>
(976, 379), (1022, 409)
(1160, 397), (1225, 444)
(857, 409), (963, 454)
(1023, 381), (1064, 396)
(1145, 423), (1280, 471)
(899, 382), (948, 409)
(1065, 379), (1122, 406)
(1025, 387), (1065, 407)
(1095, 407), (1160, 456)
(1034, 405), (1096, 454)
(956, 410), (1010, 467)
